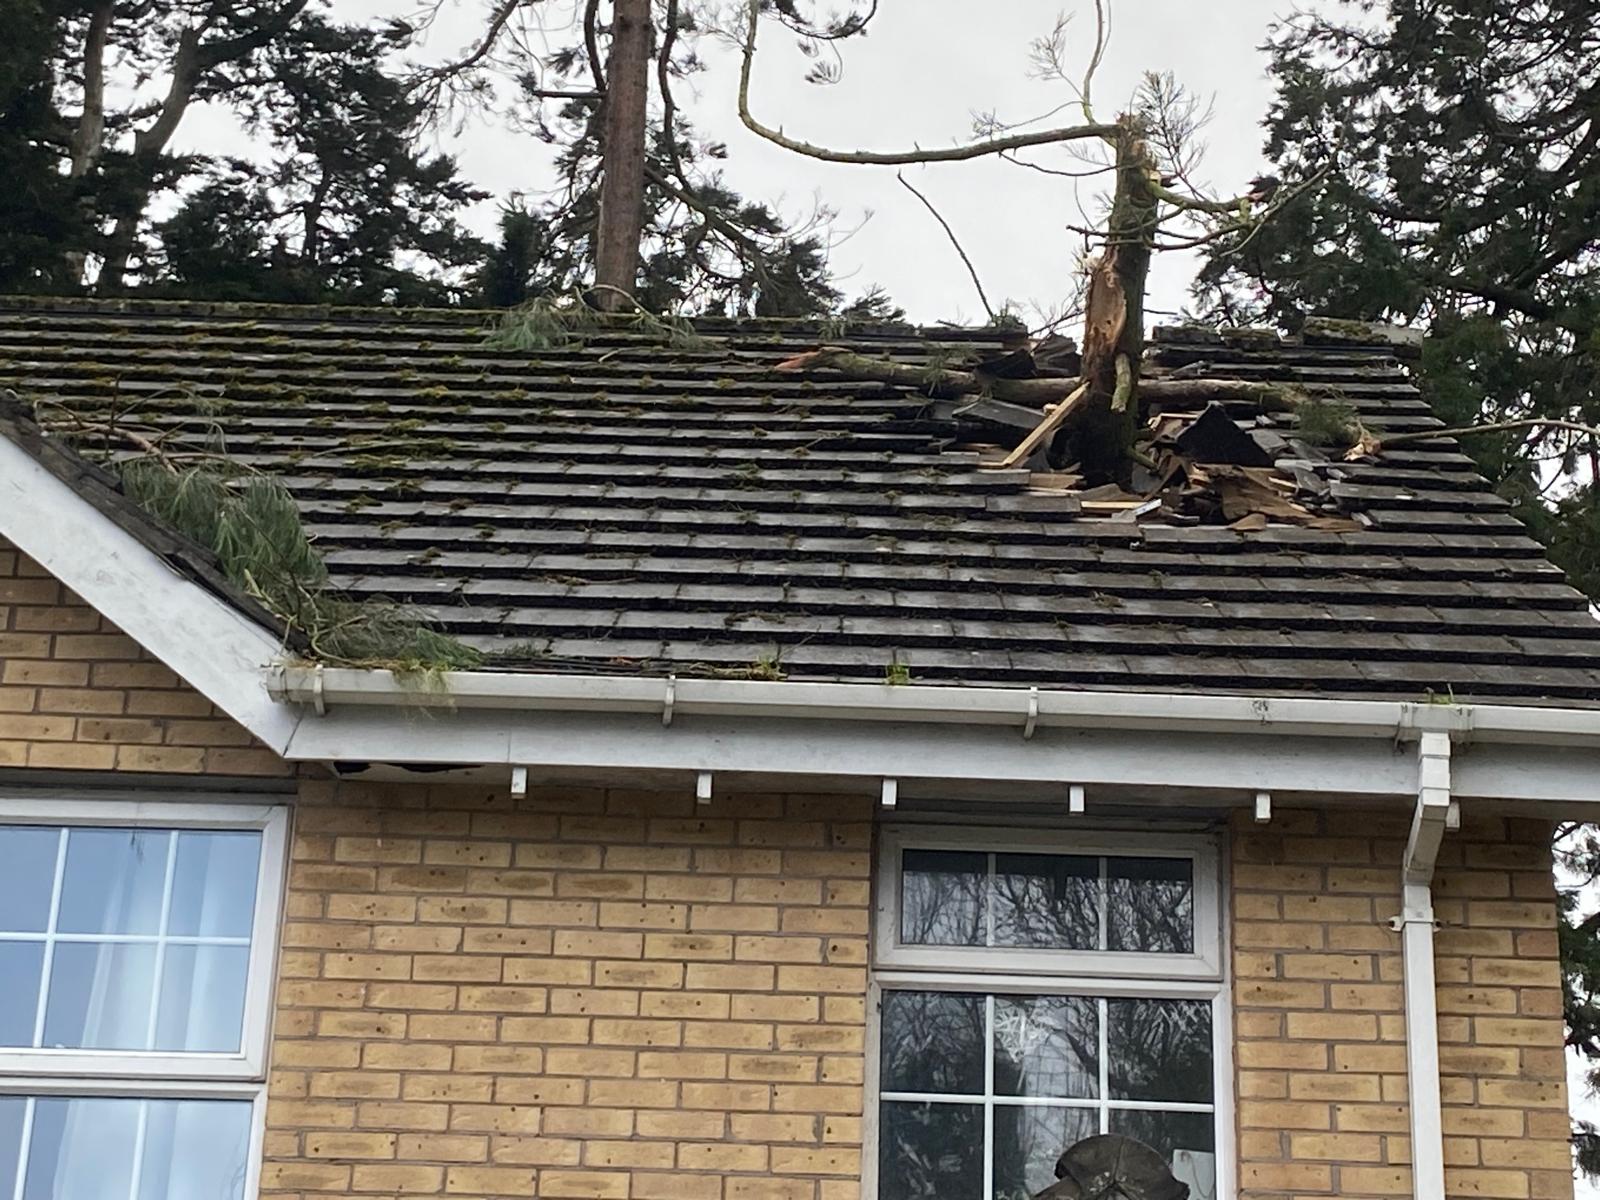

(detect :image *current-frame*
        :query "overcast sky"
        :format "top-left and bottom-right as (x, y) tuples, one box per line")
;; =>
(177, 0), (1291, 323)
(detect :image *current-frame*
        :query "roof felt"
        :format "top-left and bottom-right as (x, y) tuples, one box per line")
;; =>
(2, 295), (1598, 704)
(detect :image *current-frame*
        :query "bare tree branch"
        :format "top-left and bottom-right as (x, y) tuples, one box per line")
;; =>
(737, 1), (1119, 166)
(896, 171), (994, 321)
(583, 0), (605, 92)
(419, 0), (524, 85)
(1357, 418), (1600, 456)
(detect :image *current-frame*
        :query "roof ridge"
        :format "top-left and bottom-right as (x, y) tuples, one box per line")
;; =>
(0, 293), (1014, 343)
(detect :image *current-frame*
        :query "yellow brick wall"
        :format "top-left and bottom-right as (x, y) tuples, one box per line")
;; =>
(263, 779), (873, 1200)
(1233, 807), (1572, 1200)
(0, 536), (290, 776)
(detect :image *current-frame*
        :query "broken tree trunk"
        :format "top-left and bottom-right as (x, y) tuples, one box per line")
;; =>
(1074, 120), (1159, 487)
(593, 0), (654, 311)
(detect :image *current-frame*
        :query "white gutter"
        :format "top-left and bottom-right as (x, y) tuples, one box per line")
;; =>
(265, 665), (1600, 747)
(1395, 731), (1453, 1200)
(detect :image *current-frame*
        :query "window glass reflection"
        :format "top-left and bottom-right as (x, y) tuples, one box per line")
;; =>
(879, 1100), (983, 1200)
(1108, 858), (1193, 954)
(901, 850), (985, 947)
(0, 828), (60, 933)
(1107, 998), (1213, 1104)
(993, 855), (1098, 950)
(57, 830), (169, 936)
(880, 991), (985, 1094)
(992, 996), (1098, 1099)
(992, 1105), (1097, 1200)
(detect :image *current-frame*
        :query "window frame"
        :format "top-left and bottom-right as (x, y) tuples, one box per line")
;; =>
(868, 823), (1233, 1200)
(0, 797), (288, 1082)
(874, 825), (1223, 980)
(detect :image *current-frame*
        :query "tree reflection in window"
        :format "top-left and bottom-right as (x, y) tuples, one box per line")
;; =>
(899, 850), (1194, 956)
(900, 850), (985, 946)
(1108, 858), (1194, 954)
(878, 991), (1215, 1200)
(993, 855), (1098, 949)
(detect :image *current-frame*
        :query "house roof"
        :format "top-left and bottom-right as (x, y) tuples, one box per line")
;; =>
(2, 295), (1598, 705)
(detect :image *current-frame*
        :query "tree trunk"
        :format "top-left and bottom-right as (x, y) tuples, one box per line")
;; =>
(593, 0), (653, 310)
(65, 0), (115, 284)
(1073, 119), (1158, 486)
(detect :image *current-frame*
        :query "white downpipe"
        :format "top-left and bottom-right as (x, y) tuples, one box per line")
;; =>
(1398, 731), (1452, 1200)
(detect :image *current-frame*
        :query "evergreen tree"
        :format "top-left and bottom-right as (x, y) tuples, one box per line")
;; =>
(1194, 0), (1600, 595)
(152, 16), (487, 304)
(1195, 2), (1600, 1166)
(0, 2), (485, 303)
(0, 0), (79, 292)
(429, 0), (891, 317)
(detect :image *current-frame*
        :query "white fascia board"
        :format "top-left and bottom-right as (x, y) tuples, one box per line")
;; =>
(0, 437), (298, 755)
(267, 665), (1600, 748)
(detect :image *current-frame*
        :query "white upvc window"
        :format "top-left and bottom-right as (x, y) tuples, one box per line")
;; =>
(871, 825), (1229, 1200)
(0, 797), (288, 1200)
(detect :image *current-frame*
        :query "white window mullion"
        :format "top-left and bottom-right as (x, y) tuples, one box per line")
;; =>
(30, 830), (69, 1050)
(10, 1096), (34, 1200)
(127, 1097), (149, 1200)
(983, 994), (995, 1200)
(144, 833), (181, 1052)
(1097, 997), (1110, 1136)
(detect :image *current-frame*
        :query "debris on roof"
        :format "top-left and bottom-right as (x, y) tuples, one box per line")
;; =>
(1, 296), (1597, 703)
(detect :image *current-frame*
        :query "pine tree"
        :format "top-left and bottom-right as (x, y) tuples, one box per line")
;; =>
(151, 16), (487, 304)
(1194, 0), (1600, 596)
(1194, 2), (1600, 1168)
(428, 0), (890, 317)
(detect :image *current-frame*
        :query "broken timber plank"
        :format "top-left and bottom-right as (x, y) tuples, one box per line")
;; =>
(998, 382), (1090, 469)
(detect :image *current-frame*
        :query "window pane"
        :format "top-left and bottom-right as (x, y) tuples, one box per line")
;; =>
(992, 1104), (1098, 1200)
(14, 1098), (252, 1200)
(992, 996), (1098, 1099)
(0, 828), (60, 933)
(57, 829), (170, 935)
(0, 1097), (23, 1200)
(992, 854), (1097, 950)
(878, 1100), (982, 1200)
(0, 942), (43, 1045)
(156, 945), (250, 1052)
(1108, 1109), (1216, 1196)
(880, 991), (984, 1095)
(1107, 998), (1213, 1104)
(141, 1099), (252, 1200)
(169, 833), (261, 939)
(1107, 858), (1194, 954)
(24, 1096), (140, 1200)
(43, 942), (157, 1050)
(901, 851), (984, 946)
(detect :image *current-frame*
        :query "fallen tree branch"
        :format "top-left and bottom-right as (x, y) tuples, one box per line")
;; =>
(1139, 378), (1312, 407)
(774, 347), (1073, 405)
(776, 348), (1326, 413)
(1353, 417), (1600, 457)
(896, 171), (994, 321)
(738, 1), (1119, 166)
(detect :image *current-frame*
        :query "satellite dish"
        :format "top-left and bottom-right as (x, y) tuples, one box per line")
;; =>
(1030, 1134), (1190, 1200)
